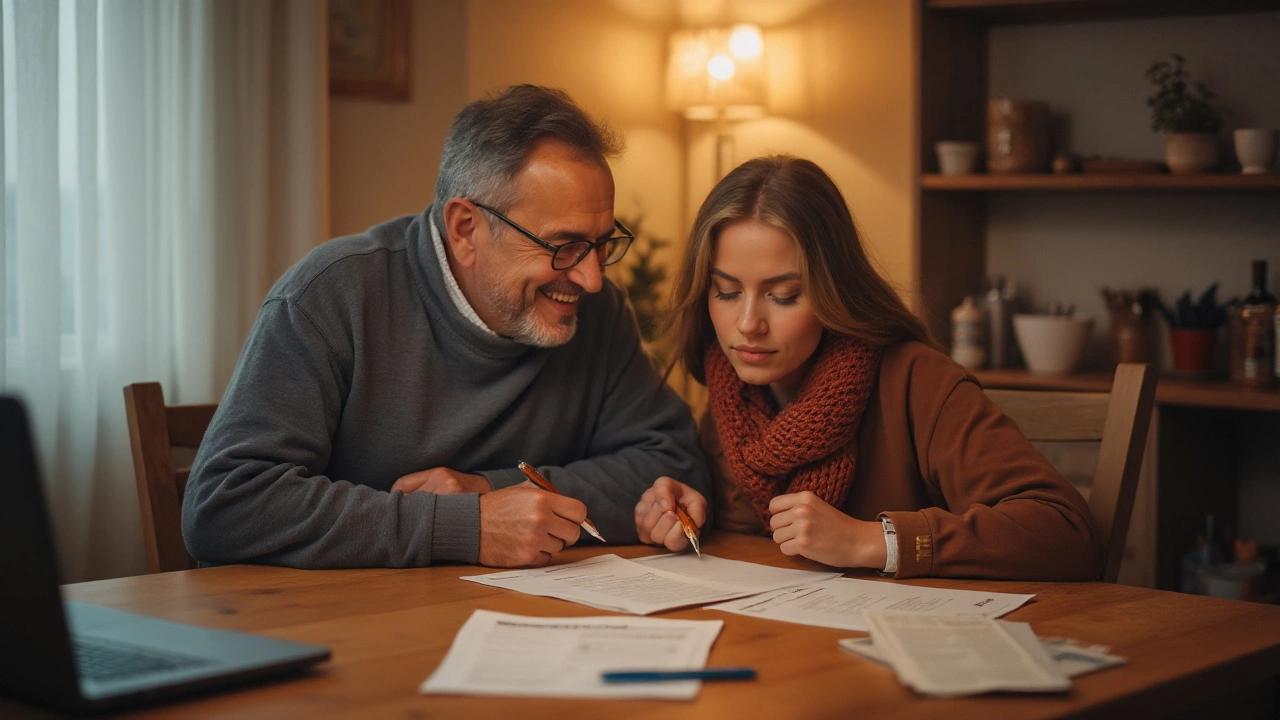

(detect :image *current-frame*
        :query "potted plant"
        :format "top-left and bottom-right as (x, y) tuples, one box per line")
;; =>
(1154, 283), (1231, 376)
(1146, 53), (1226, 174)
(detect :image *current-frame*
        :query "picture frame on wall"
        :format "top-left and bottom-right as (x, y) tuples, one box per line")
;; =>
(328, 0), (410, 101)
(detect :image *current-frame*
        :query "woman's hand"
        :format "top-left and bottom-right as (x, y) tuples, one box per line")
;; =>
(635, 477), (707, 552)
(767, 491), (887, 569)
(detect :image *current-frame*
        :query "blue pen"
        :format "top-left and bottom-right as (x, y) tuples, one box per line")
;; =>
(601, 667), (757, 683)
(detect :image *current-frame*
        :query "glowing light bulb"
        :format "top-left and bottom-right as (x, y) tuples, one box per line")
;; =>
(707, 53), (735, 80)
(728, 25), (763, 59)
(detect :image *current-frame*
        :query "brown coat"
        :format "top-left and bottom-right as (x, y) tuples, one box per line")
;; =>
(702, 341), (1101, 581)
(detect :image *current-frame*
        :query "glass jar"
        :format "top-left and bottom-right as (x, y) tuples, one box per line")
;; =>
(1229, 259), (1277, 387)
(1230, 303), (1276, 387)
(1108, 314), (1152, 366)
(986, 99), (1050, 174)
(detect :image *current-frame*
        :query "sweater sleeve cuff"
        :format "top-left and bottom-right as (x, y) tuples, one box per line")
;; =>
(430, 493), (481, 564)
(882, 510), (933, 578)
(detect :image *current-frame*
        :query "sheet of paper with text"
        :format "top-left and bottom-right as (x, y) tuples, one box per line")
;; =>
(707, 577), (1033, 631)
(420, 610), (724, 700)
(464, 553), (839, 615)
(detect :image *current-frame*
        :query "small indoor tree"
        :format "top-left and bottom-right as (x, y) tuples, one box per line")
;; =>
(1145, 53), (1224, 134)
(1145, 53), (1226, 173)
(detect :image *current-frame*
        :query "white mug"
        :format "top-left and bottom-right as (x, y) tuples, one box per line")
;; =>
(935, 141), (980, 175)
(1233, 128), (1278, 174)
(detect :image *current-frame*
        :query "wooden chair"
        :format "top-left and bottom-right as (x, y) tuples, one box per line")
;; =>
(123, 382), (217, 573)
(984, 363), (1158, 584)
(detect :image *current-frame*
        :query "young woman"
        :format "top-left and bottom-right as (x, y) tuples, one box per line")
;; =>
(633, 155), (1099, 580)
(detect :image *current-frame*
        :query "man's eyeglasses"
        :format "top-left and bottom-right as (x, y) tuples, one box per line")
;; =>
(473, 202), (634, 271)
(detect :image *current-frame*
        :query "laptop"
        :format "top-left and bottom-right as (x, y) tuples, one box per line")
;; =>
(0, 396), (330, 713)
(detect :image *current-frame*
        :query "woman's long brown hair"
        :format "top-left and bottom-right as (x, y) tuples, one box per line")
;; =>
(662, 154), (933, 385)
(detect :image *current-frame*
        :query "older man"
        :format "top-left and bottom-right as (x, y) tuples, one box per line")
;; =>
(184, 85), (709, 568)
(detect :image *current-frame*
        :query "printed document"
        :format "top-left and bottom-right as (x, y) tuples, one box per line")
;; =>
(464, 553), (840, 615)
(420, 610), (723, 700)
(706, 577), (1033, 631)
(839, 621), (1125, 678)
(862, 612), (1071, 696)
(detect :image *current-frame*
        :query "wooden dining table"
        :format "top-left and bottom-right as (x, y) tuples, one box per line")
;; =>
(6, 532), (1280, 719)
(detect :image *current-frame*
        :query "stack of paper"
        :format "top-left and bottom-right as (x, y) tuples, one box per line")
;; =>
(839, 623), (1125, 679)
(856, 612), (1078, 697)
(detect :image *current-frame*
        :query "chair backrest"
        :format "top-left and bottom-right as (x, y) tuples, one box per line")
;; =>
(123, 382), (217, 573)
(984, 363), (1157, 583)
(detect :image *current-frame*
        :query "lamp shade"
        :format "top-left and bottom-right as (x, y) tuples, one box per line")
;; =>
(666, 24), (766, 120)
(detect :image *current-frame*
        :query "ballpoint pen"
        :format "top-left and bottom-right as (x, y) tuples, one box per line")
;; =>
(602, 667), (756, 683)
(673, 504), (701, 558)
(517, 461), (606, 542)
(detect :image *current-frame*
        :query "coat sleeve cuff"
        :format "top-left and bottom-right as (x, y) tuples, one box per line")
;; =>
(882, 510), (933, 578)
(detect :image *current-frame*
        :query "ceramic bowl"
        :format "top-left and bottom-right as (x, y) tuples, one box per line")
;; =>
(935, 141), (980, 175)
(1013, 314), (1094, 375)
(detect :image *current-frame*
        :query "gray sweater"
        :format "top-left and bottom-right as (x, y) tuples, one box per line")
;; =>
(183, 210), (709, 568)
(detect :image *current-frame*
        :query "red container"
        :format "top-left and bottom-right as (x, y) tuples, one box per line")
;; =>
(1169, 328), (1217, 374)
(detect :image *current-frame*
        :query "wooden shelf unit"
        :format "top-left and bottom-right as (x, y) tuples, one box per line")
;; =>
(973, 368), (1280, 412)
(922, 172), (1280, 191)
(915, 0), (1280, 593)
(925, 0), (1280, 25)
(913, 0), (1280, 344)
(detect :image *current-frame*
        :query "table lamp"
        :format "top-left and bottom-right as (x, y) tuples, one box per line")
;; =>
(666, 24), (766, 179)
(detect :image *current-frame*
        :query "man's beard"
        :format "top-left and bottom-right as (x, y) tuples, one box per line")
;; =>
(481, 270), (582, 348)
(511, 307), (577, 347)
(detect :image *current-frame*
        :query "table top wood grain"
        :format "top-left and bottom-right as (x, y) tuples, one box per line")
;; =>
(8, 532), (1280, 719)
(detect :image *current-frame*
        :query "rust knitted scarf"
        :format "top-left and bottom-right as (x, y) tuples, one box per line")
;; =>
(706, 335), (881, 525)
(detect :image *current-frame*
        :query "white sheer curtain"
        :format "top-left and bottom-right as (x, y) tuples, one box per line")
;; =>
(1, 0), (328, 582)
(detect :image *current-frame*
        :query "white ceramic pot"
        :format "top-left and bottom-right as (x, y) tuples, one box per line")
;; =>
(1233, 128), (1278, 174)
(1012, 314), (1095, 376)
(935, 141), (980, 175)
(1164, 133), (1219, 174)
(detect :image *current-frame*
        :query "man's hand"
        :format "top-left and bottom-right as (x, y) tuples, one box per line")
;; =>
(477, 483), (586, 567)
(634, 477), (707, 552)
(768, 491), (885, 569)
(392, 467), (492, 495)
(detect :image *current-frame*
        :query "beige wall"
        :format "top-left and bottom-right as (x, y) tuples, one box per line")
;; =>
(713, 0), (916, 301)
(329, 0), (468, 237)
(466, 0), (685, 255)
(329, 0), (915, 293)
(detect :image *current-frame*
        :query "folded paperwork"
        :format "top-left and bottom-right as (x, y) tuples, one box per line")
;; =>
(839, 622), (1124, 680)
(840, 613), (1124, 697)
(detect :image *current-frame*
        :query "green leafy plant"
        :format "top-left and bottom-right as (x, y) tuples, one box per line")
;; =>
(1145, 53), (1225, 134)
(1154, 283), (1231, 329)
(608, 212), (671, 344)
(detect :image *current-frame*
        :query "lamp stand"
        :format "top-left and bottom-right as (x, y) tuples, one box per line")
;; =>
(714, 109), (735, 181)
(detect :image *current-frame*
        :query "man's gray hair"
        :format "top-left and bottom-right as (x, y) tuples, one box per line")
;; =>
(432, 85), (624, 229)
